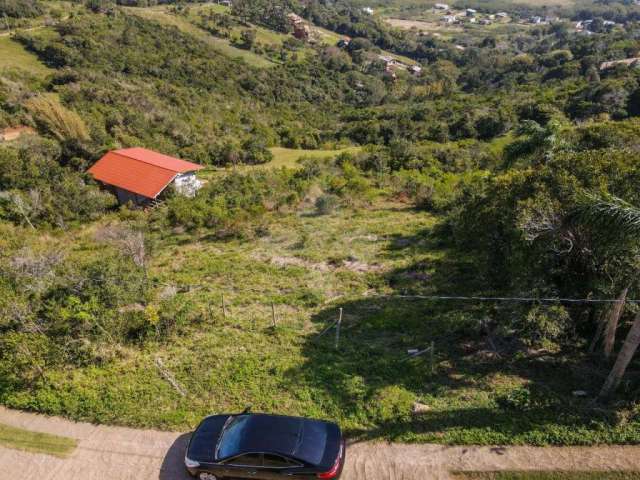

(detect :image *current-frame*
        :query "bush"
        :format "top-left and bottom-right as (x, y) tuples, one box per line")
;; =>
(315, 193), (340, 215)
(496, 386), (533, 411)
(367, 385), (415, 423)
(521, 305), (572, 348)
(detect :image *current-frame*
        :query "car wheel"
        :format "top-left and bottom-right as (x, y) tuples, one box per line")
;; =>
(198, 473), (219, 480)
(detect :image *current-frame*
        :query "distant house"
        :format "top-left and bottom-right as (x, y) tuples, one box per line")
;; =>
(530, 16), (542, 24)
(576, 19), (593, 30)
(218, 0), (232, 6)
(287, 12), (314, 41)
(88, 147), (204, 205)
(465, 8), (477, 16)
(496, 12), (508, 18)
(434, 3), (449, 10)
(442, 14), (457, 23)
(362, 7), (374, 15)
(287, 12), (304, 25)
(600, 57), (640, 71)
(0, 126), (35, 142)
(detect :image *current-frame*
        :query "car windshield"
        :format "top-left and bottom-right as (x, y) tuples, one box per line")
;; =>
(217, 415), (252, 459)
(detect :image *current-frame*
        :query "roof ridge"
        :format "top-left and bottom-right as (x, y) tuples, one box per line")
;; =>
(111, 150), (178, 173)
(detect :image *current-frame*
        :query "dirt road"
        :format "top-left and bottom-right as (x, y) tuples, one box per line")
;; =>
(2, 406), (640, 480)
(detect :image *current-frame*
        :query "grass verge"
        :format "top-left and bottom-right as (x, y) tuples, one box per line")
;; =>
(0, 423), (77, 458)
(453, 473), (640, 480)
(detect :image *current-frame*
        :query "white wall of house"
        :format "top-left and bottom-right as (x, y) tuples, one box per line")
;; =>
(173, 172), (203, 198)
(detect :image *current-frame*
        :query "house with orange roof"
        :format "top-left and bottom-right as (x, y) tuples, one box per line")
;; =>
(88, 147), (204, 205)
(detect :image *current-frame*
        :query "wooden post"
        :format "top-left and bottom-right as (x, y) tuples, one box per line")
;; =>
(207, 301), (214, 324)
(271, 302), (277, 328)
(429, 341), (435, 375)
(335, 308), (343, 349)
(221, 294), (227, 320)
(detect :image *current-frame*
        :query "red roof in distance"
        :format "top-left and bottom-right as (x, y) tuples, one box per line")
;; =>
(88, 147), (203, 199)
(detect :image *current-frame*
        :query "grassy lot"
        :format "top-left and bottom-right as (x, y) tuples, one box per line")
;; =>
(2, 195), (639, 445)
(0, 36), (52, 77)
(0, 423), (77, 457)
(454, 474), (640, 480)
(268, 146), (363, 168)
(198, 147), (363, 180)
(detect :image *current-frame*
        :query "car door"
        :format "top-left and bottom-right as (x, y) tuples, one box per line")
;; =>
(261, 454), (305, 479)
(222, 453), (264, 479)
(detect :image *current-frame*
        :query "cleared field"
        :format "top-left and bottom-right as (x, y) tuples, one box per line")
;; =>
(0, 36), (52, 77)
(0, 423), (77, 458)
(199, 146), (363, 180)
(268, 146), (363, 168)
(454, 473), (640, 480)
(387, 17), (463, 34)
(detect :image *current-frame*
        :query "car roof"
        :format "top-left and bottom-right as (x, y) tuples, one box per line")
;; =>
(217, 413), (335, 466)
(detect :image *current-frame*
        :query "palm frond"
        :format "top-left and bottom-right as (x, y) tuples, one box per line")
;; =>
(572, 191), (640, 241)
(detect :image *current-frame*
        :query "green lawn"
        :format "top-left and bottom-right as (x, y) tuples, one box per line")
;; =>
(454, 474), (640, 480)
(267, 146), (363, 168)
(0, 423), (77, 457)
(199, 146), (363, 180)
(0, 36), (52, 77)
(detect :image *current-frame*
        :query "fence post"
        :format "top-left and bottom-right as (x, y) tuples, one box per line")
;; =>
(335, 308), (343, 350)
(221, 294), (227, 320)
(429, 341), (435, 375)
(271, 302), (277, 328)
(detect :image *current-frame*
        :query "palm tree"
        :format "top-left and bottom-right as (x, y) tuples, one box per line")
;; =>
(503, 119), (565, 167)
(573, 192), (640, 398)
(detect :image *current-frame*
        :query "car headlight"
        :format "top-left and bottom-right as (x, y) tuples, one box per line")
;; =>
(184, 455), (200, 469)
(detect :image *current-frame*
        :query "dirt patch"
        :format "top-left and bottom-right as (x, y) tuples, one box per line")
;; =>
(259, 254), (382, 274)
(386, 17), (463, 33)
(268, 255), (330, 272)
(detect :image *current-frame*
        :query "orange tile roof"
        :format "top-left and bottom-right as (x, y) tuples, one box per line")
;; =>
(88, 148), (203, 199)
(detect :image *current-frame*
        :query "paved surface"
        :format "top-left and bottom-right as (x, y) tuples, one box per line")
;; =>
(2, 407), (640, 480)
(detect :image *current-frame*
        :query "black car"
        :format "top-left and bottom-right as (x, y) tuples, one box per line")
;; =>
(185, 412), (345, 480)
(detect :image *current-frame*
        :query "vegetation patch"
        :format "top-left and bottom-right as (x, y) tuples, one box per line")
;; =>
(0, 422), (77, 457)
(0, 36), (51, 77)
(453, 473), (640, 480)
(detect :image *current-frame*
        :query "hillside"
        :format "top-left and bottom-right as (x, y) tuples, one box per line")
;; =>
(2, 0), (640, 452)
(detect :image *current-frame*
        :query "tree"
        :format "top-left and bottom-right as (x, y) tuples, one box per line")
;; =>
(503, 119), (565, 167)
(240, 29), (256, 50)
(574, 193), (640, 398)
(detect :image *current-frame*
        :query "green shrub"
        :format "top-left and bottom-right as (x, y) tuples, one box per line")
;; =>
(496, 386), (533, 411)
(315, 193), (340, 215)
(521, 305), (571, 348)
(367, 385), (415, 423)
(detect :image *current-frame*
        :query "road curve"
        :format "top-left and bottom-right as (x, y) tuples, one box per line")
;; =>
(2, 407), (640, 480)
